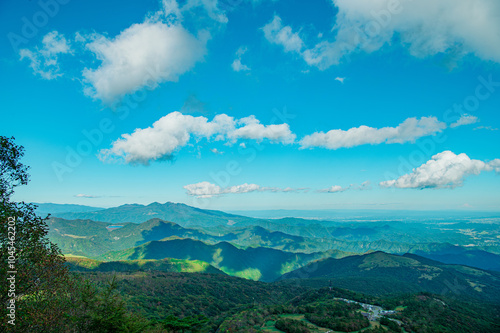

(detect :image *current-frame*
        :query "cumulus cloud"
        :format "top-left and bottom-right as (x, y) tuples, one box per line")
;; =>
(450, 114), (479, 128)
(263, 0), (500, 69)
(100, 111), (296, 165)
(231, 46), (251, 72)
(83, 22), (208, 104)
(20, 31), (71, 79)
(20, 0), (219, 104)
(184, 181), (308, 198)
(380, 151), (500, 189)
(300, 117), (446, 150)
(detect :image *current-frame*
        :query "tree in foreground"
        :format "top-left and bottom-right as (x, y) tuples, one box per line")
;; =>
(0, 136), (73, 331)
(0, 137), (153, 332)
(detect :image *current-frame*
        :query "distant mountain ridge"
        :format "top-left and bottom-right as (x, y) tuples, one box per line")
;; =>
(52, 201), (261, 227)
(34, 203), (105, 216)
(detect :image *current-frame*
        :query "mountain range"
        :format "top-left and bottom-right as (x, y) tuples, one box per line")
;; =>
(46, 202), (500, 271)
(40, 201), (500, 303)
(42, 202), (258, 227)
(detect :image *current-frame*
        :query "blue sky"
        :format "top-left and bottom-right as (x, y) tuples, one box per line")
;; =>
(1, 0), (500, 211)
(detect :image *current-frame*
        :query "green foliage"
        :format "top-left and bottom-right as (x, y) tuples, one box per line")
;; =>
(380, 317), (402, 332)
(303, 301), (369, 332)
(275, 318), (312, 333)
(0, 137), (71, 331)
(218, 286), (500, 333)
(98, 237), (329, 282)
(65, 256), (224, 274)
(279, 251), (500, 303)
(393, 294), (500, 333)
(0, 138), (160, 332)
(66, 275), (151, 333)
(0, 136), (29, 199)
(83, 271), (308, 331)
(161, 314), (209, 332)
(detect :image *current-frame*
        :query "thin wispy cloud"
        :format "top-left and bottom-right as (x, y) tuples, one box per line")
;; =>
(184, 181), (309, 198)
(474, 126), (498, 131)
(20, 31), (71, 80)
(317, 185), (348, 193)
(450, 114), (479, 128)
(232, 46), (251, 72)
(75, 194), (102, 198)
(317, 181), (371, 193)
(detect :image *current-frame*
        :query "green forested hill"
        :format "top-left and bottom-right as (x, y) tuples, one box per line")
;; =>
(48, 217), (357, 258)
(45, 202), (500, 273)
(218, 287), (500, 333)
(48, 215), (500, 281)
(65, 256), (225, 274)
(83, 271), (500, 333)
(84, 271), (309, 331)
(278, 251), (500, 303)
(97, 237), (345, 281)
(48, 217), (231, 257)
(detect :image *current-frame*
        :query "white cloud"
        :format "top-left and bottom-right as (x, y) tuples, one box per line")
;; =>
(335, 77), (345, 83)
(231, 115), (295, 142)
(380, 151), (500, 189)
(20, 31), (71, 80)
(182, 0), (229, 23)
(474, 126), (498, 131)
(210, 148), (223, 154)
(262, 16), (305, 53)
(318, 180), (371, 193)
(450, 114), (479, 128)
(232, 59), (250, 72)
(83, 22), (208, 104)
(356, 180), (372, 190)
(317, 185), (348, 193)
(300, 116), (446, 150)
(231, 46), (251, 72)
(490, 159), (500, 173)
(263, 0), (500, 69)
(75, 194), (101, 198)
(100, 111), (296, 165)
(184, 181), (224, 198)
(184, 181), (308, 198)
